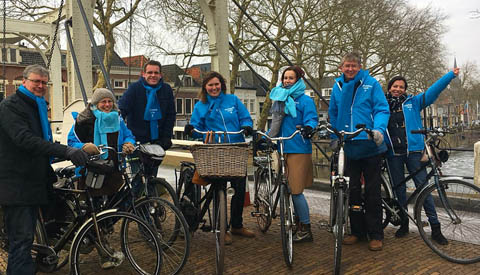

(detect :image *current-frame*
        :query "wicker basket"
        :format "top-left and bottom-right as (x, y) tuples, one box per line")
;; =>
(190, 142), (249, 179)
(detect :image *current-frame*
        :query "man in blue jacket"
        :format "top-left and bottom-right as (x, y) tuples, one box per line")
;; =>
(118, 60), (175, 193)
(328, 52), (390, 251)
(385, 68), (459, 243)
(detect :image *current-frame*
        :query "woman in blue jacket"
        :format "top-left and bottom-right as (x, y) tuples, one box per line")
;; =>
(267, 65), (318, 242)
(386, 68), (459, 243)
(184, 71), (255, 245)
(68, 88), (136, 196)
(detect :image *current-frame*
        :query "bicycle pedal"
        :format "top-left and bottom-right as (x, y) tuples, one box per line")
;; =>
(251, 212), (264, 217)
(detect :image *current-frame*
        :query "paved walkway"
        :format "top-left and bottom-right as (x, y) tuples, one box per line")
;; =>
(1, 166), (480, 274)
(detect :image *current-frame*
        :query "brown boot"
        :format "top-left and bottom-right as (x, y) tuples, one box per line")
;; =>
(342, 235), (359, 245)
(231, 227), (255, 238)
(225, 232), (232, 245)
(368, 239), (383, 251)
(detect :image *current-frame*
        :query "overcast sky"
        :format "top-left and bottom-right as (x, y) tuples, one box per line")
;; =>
(409, 0), (480, 68)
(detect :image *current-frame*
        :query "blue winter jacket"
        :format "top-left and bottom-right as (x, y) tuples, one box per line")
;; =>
(386, 71), (456, 154)
(67, 111), (135, 153)
(190, 93), (253, 143)
(328, 69), (390, 159)
(276, 94), (318, 154)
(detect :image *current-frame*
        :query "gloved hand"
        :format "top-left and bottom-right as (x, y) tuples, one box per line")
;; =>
(256, 139), (276, 151)
(329, 139), (339, 151)
(370, 130), (384, 146)
(241, 126), (253, 137)
(65, 147), (89, 166)
(184, 124), (194, 136)
(301, 126), (314, 139)
(81, 142), (100, 155)
(122, 142), (135, 154)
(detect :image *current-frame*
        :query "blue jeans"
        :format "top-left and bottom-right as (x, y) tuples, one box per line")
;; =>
(387, 152), (439, 225)
(3, 205), (38, 275)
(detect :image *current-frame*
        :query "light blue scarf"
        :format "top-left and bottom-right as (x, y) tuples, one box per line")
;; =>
(18, 85), (52, 142)
(92, 108), (120, 159)
(269, 79), (306, 118)
(142, 80), (162, 141)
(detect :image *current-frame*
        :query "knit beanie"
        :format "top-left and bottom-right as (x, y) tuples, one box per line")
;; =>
(387, 76), (408, 92)
(90, 88), (118, 110)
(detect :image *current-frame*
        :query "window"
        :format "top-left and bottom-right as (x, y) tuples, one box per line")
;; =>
(10, 48), (16, 63)
(250, 99), (255, 114)
(182, 75), (193, 87)
(194, 98), (200, 105)
(176, 98), (183, 114)
(185, 98), (192, 114)
(113, 80), (125, 88)
(323, 88), (332, 97)
(1, 49), (6, 62)
(0, 83), (4, 93)
(236, 76), (242, 87)
(243, 99), (248, 111)
(259, 102), (264, 114)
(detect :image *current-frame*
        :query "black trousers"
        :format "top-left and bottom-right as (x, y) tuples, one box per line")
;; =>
(229, 177), (246, 229)
(346, 154), (384, 240)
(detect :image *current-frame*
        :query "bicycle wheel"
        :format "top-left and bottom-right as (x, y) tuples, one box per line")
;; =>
(150, 177), (179, 207)
(215, 188), (226, 274)
(415, 179), (480, 264)
(254, 168), (272, 232)
(333, 187), (344, 275)
(70, 211), (162, 275)
(133, 197), (190, 274)
(279, 184), (294, 267)
(380, 178), (392, 229)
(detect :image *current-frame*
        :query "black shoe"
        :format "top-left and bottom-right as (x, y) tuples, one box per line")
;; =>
(431, 223), (448, 245)
(293, 223), (313, 243)
(395, 222), (409, 238)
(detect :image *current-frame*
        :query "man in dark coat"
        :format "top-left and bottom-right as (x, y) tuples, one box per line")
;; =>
(118, 60), (175, 194)
(0, 64), (88, 275)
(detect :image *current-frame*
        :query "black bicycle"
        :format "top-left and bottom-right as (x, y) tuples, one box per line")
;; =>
(251, 129), (303, 268)
(34, 157), (163, 274)
(176, 128), (248, 274)
(380, 128), (480, 264)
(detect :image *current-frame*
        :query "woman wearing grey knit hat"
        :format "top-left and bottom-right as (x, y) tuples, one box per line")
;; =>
(67, 88), (136, 196)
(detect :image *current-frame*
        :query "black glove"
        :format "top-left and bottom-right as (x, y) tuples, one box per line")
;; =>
(256, 139), (268, 151)
(156, 138), (172, 151)
(184, 124), (194, 136)
(241, 126), (253, 137)
(65, 147), (89, 167)
(301, 126), (314, 139)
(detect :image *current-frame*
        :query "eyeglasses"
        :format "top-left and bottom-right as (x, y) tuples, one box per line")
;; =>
(27, 79), (49, 86)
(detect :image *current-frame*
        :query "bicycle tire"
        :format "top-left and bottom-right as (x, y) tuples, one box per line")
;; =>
(150, 177), (179, 207)
(215, 188), (226, 274)
(380, 177), (392, 229)
(133, 197), (191, 274)
(254, 168), (272, 232)
(280, 184), (294, 267)
(333, 187), (344, 275)
(415, 179), (480, 264)
(70, 211), (162, 275)
(34, 198), (76, 273)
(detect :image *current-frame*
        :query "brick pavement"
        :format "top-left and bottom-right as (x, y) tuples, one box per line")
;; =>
(2, 171), (480, 274)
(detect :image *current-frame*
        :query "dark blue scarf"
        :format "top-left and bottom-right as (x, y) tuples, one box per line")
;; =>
(18, 85), (52, 142)
(142, 78), (162, 141)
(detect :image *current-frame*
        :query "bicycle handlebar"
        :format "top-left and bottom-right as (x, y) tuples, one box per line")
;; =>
(411, 128), (449, 137)
(315, 123), (368, 141)
(256, 129), (301, 142)
(192, 128), (244, 135)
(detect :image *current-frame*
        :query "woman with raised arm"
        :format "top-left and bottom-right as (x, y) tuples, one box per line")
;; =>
(385, 68), (460, 244)
(184, 71), (255, 245)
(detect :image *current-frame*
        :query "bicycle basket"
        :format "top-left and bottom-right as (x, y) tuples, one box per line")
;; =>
(190, 142), (249, 179)
(139, 143), (165, 167)
(85, 159), (114, 189)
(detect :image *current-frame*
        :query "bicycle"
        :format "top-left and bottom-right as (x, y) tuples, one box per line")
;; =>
(83, 145), (191, 275)
(176, 128), (249, 274)
(315, 123), (369, 275)
(380, 128), (480, 264)
(125, 142), (179, 207)
(33, 156), (163, 274)
(251, 129), (303, 267)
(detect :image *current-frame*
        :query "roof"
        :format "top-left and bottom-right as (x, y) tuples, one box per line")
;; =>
(92, 45), (126, 67)
(162, 64), (201, 87)
(236, 70), (270, 96)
